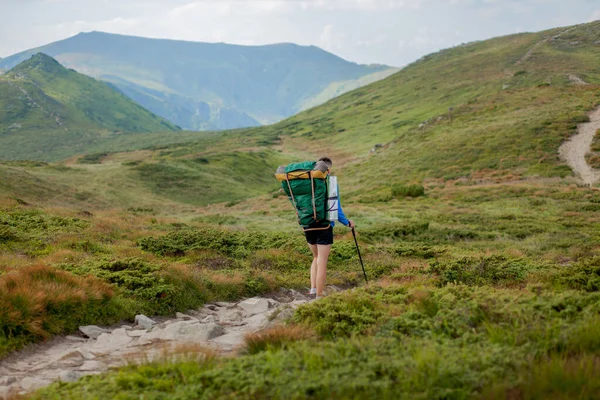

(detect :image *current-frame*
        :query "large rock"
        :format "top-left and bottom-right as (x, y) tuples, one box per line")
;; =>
(90, 331), (133, 354)
(237, 298), (269, 316)
(111, 328), (130, 337)
(219, 310), (243, 324)
(0, 377), (16, 386)
(176, 312), (196, 321)
(266, 307), (296, 329)
(144, 321), (223, 342)
(127, 329), (147, 337)
(59, 370), (82, 383)
(77, 347), (96, 360)
(78, 360), (106, 371)
(289, 289), (310, 301)
(243, 313), (270, 330)
(65, 335), (87, 342)
(215, 302), (236, 308)
(134, 315), (157, 330)
(20, 377), (51, 391)
(201, 315), (217, 324)
(79, 325), (106, 339)
(211, 331), (247, 348)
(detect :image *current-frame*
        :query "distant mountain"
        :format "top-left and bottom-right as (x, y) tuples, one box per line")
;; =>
(0, 53), (179, 161)
(0, 32), (395, 130)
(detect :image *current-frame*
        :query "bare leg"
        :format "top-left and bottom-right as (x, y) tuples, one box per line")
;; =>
(308, 244), (318, 290)
(316, 244), (332, 297)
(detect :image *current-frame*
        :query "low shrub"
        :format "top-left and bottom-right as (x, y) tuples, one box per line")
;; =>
(554, 256), (600, 292)
(77, 153), (108, 164)
(482, 354), (600, 399)
(138, 228), (302, 258)
(391, 183), (426, 198)
(361, 221), (430, 242)
(393, 243), (443, 259)
(294, 290), (384, 339)
(428, 255), (532, 286)
(59, 258), (200, 314)
(0, 209), (88, 256)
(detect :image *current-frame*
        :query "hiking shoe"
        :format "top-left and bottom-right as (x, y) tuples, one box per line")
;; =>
(307, 293), (317, 300)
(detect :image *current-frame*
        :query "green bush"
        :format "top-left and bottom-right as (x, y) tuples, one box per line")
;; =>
(59, 258), (199, 314)
(138, 228), (304, 258)
(0, 224), (17, 243)
(0, 209), (88, 256)
(391, 184), (425, 198)
(294, 290), (384, 339)
(554, 256), (600, 292)
(393, 243), (443, 259)
(361, 221), (430, 241)
(77, 153), (108, 164)
(428, 255), (532, 286)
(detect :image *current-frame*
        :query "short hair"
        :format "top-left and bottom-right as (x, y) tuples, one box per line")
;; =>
(318, 156), (333, 168)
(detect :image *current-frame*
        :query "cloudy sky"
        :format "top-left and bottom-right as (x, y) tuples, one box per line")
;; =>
(1, 0), (599, 66)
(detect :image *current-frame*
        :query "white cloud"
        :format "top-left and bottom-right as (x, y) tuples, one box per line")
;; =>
(409, 27), (431, 50)
(320, 24), (346, 51)
(590, 10), (600, 22)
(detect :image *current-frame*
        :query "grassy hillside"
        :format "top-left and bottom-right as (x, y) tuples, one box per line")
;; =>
(250, 22), (600, 191)
(2, 21), (600, 399)
(0, 32), (395, 130)
(0, 54), (179, 161)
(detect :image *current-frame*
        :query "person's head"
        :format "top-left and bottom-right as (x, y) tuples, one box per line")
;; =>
(318, 156), (333, 169)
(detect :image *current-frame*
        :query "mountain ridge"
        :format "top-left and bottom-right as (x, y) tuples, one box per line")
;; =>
(0, 32), (396, 130)
(0, 53), (179, 160)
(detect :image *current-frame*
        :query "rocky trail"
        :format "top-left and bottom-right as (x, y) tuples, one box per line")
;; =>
(0, 287), (333, 399)
(559, 107), (600, 186)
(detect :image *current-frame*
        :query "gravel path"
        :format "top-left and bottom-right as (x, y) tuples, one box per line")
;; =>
(0, 287), (333, 399)
(559, 107), (600, 186)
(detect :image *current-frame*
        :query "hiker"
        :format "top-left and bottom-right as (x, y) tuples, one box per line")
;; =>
(276, 156), (354, 299)
(305, 157), (354, 299)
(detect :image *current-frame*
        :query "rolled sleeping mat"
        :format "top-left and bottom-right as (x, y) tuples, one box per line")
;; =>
(326, 175), (339, 221)
(275, 162), (329, 181)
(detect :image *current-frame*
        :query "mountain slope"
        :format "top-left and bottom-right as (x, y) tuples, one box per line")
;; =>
(0, 32), (394, 130)
(3, 22), (600, 207)
(246, 21), (600, 195)
(0, 53), (179, 161)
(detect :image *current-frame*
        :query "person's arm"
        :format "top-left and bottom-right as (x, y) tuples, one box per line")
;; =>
(337, 185), (354, 228)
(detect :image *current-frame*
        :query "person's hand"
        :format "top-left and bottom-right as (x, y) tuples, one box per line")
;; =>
(348, 220), (355, 229)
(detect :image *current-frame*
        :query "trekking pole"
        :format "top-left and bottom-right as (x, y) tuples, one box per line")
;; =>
(351, 227), (368, 283)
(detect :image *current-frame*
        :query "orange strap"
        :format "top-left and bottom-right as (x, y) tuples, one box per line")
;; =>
(303, 224), (331, 232)
(309, 171), (317, 221)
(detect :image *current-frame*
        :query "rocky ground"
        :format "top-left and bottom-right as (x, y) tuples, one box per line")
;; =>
(0, 287), (335, 399)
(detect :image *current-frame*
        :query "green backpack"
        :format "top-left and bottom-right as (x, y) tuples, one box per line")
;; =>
(276, 161), (329, 229)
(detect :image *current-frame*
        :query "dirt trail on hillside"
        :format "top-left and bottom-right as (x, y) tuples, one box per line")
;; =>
(559, 107), (600, 186)
(0, 288), (336, 399)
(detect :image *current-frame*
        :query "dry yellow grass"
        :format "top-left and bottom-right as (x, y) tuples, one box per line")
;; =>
(0, 265), (114, 340)
(244, 324), (316, 354)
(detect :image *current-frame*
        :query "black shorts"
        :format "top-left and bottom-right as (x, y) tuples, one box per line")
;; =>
(304, 225), (333, 245)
